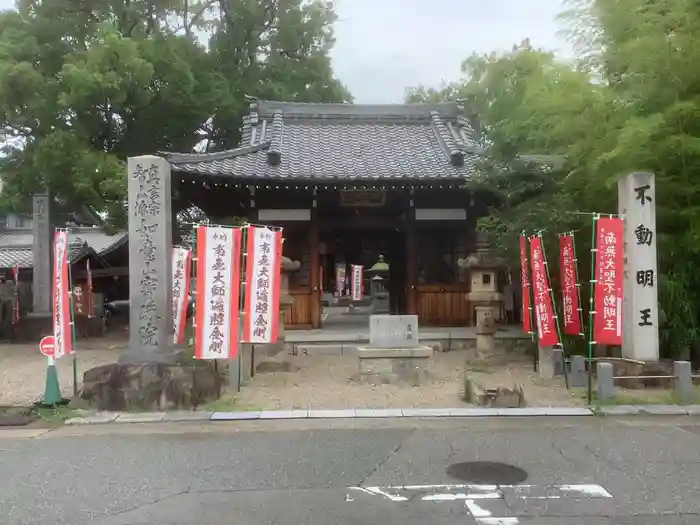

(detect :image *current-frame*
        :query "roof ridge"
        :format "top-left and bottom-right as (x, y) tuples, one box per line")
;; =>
(161, 142), (271, 164)
(267, 111), (283, 166)
(254, 99), (461, 119)
(430, 111), (464, 167)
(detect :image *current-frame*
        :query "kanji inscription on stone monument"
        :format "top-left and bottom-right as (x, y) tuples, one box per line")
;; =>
(124, 155), (173, 362)
(618, 172), (659, 361)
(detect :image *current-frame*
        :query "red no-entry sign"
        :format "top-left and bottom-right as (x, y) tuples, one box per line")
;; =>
(39, 335), (55, 358)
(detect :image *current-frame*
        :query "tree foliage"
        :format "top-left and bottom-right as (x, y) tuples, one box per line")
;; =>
(0, 0), (351, 225)
(408, 1), (700, 356)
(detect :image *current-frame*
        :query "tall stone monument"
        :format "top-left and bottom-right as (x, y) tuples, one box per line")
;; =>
(618, 172), (659, 361)
(32, 192), (51, 314)
(120, 155), (174, 363)
(80, 155), (222, 410)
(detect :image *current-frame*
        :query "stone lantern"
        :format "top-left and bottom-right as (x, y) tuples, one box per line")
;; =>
(459, 233), (505, 327)
(367, 254), (390, 314)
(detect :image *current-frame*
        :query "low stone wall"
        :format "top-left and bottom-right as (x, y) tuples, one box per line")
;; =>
(357, 346), (434, 386)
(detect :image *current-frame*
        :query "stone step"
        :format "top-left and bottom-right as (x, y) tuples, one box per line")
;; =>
(291, 343), (358, 356)
(290, 341), (459, 356)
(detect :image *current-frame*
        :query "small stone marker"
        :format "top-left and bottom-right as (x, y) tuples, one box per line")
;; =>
(596, 362), (615, 402)
(569, 355), (587, 388)
(552, 348), (564, 376)
(369, 315), (419, 348)
(673, 360), (693, 404)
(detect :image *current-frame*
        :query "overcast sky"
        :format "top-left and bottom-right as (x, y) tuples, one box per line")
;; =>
(332, 0), (573, 103)
(0, 0), (572, 103)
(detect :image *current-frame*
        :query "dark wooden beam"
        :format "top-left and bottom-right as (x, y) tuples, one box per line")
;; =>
(309, 209), (320, 329)
(406, 206), (417, 315)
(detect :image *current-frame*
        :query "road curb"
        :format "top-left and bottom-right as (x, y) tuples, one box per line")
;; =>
(63, 404), (700, 425)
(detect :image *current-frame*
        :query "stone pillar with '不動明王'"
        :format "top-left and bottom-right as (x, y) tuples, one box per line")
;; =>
(618, 172), (659, 361)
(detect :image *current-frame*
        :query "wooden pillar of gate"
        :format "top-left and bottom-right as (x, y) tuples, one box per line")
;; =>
(406, 204), (417, 315)
(309, 211), (321, 328)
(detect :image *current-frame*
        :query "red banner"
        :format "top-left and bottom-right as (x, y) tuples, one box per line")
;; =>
(242, 226), (283, 343)
(529, 235), (559, 347)
(52, 231), (73, 358)
(11, 264), (19, 324)
(519, 236), (532, 334)
(593, 218), (624, 345)
(559, 235), (582, 336)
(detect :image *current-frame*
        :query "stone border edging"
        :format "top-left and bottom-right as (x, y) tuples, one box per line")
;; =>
(55, 405), (696, 425)
(62, 404), (700, 425)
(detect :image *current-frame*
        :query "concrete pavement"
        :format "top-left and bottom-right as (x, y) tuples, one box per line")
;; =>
(1, 417), (699, 524)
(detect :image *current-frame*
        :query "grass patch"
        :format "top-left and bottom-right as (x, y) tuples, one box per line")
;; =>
(585, 386), (700, 407)
(32, 405), (80, 424)
(203, 394), (261, 413)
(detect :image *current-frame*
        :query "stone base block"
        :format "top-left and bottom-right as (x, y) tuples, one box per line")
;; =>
(357, 345), (433, 386)
(599, 359), (673, 389)
(81, 356), (223, 411)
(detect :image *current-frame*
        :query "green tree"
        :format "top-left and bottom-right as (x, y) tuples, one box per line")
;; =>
(409, 0), (700, 356)
(0, 0), (351, 225)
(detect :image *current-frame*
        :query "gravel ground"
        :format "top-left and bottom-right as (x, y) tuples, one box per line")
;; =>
(0, 337), (125, 406)
(0, 336), (586, 409)
(236, 349), (586, 410)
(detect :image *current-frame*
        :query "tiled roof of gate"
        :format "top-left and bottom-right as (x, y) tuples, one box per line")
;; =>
(162, 100), (487, 182)
(0, 228), (127, 269)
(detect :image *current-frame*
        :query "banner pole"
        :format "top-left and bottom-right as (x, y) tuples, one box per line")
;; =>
(61, 228), (79, 398)
(587, 215), (599, 405)
(190, 226), (197, 352)
(570, 231), (586, 338)
(538, 233), (569, 389)
(236, 226), (248, 393)
(521, 230), (536, 372)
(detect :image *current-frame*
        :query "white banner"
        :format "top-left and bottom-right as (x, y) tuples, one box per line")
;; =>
(243, 226), (282, 343)
(172, 247), (192, 345)
(351, 264), (363, 301)
(52, 230), (72, 359)
(335, 264), (346, 296)
(194, 226), (241, 359)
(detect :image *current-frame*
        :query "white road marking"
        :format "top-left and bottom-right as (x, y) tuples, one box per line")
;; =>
(421, 492), (500, 501)
(401, 483), (499, 491)
(350, 483), (612, 501)
(359, 486), (408, 502)
(347, 483), (612, 524)
(465, 499), (492, 517)
(558, 484), (613, 498)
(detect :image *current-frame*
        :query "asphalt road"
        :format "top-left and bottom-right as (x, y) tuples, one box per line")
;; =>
(1, 416), (699, 524)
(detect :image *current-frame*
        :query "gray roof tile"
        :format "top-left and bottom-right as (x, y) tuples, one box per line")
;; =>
(164, 100), (486, 182)
(0, 228), (127, 268)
